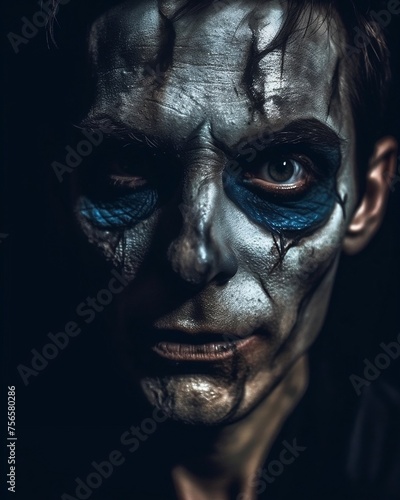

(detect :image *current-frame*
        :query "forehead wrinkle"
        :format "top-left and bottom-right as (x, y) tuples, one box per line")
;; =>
(89, 2), (275, 129)
(88, 0), (353, 154)
(169, 7), (252, 71)
(132, 5), (256, 136)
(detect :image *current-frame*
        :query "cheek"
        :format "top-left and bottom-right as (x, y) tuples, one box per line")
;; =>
(243, 152), (357, 327)
(235, 199), (349, 343)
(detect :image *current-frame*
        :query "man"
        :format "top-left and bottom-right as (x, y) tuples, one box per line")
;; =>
(51, 0), (398, 498)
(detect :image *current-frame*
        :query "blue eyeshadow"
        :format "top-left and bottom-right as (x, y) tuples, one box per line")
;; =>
(223, 171), (337, 234)
(78, 188), (158, 229)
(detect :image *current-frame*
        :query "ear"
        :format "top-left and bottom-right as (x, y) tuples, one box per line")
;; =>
(343, 136), (398, 255)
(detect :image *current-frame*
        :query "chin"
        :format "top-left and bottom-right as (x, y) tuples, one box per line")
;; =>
(139, 374), (255, 426)
(137, 361), (287, 426)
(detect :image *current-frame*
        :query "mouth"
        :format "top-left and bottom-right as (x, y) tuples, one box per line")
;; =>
(141, 329), (258, 362)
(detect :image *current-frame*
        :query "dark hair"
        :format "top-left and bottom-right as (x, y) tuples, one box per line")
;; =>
(50, 0), (394, 188)
(284, 0), (393, 193)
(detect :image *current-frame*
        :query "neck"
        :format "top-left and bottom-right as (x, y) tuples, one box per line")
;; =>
(171, 355), (309, 500)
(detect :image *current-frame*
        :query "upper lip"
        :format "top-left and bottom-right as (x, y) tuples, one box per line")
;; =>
(135, 326), (252, 346)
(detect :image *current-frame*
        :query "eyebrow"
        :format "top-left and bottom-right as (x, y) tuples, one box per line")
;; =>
(80, 115), (345, 158)
(78, 115), (161, 149)
(220, 118), (346, 158)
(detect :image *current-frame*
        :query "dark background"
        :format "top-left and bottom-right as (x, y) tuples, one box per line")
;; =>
(1, 1), (400, 499)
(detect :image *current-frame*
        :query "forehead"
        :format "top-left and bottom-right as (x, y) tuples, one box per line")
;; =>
(87, 0), (347, 145)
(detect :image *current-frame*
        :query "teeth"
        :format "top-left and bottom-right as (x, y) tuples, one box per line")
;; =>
(156, 338), (243, 355)
(151, 336), (255, 361)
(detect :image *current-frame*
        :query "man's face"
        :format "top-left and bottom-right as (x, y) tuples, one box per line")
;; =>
(74, 0), (357, 424)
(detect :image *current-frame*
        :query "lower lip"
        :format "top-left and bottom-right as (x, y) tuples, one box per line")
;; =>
(151, 335), (258, 362)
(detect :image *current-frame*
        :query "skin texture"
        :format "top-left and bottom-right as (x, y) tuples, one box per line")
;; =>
(72, 0), (396, 434)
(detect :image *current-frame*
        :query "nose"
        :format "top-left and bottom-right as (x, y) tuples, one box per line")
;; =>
(167, 175), (238, 287)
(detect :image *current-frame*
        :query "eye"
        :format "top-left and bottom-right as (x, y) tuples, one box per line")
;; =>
(262, 158), (302, 183)
(102, 143), (161, 190)
(244, 155), (313, 194)
(108, 157), (150, 189)
(77, 147), (160, 229)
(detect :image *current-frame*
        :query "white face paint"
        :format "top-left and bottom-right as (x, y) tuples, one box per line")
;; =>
(73, 0), (358, 424)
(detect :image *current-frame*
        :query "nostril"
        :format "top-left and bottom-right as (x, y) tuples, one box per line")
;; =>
(214, 249), (238, 285)
(168, 239), (215, 286)
(167, 198), (238, 287)
(167, 234), (238, 287)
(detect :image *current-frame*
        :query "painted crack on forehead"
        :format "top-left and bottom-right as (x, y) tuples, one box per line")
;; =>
(88, 1), (280, 134)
